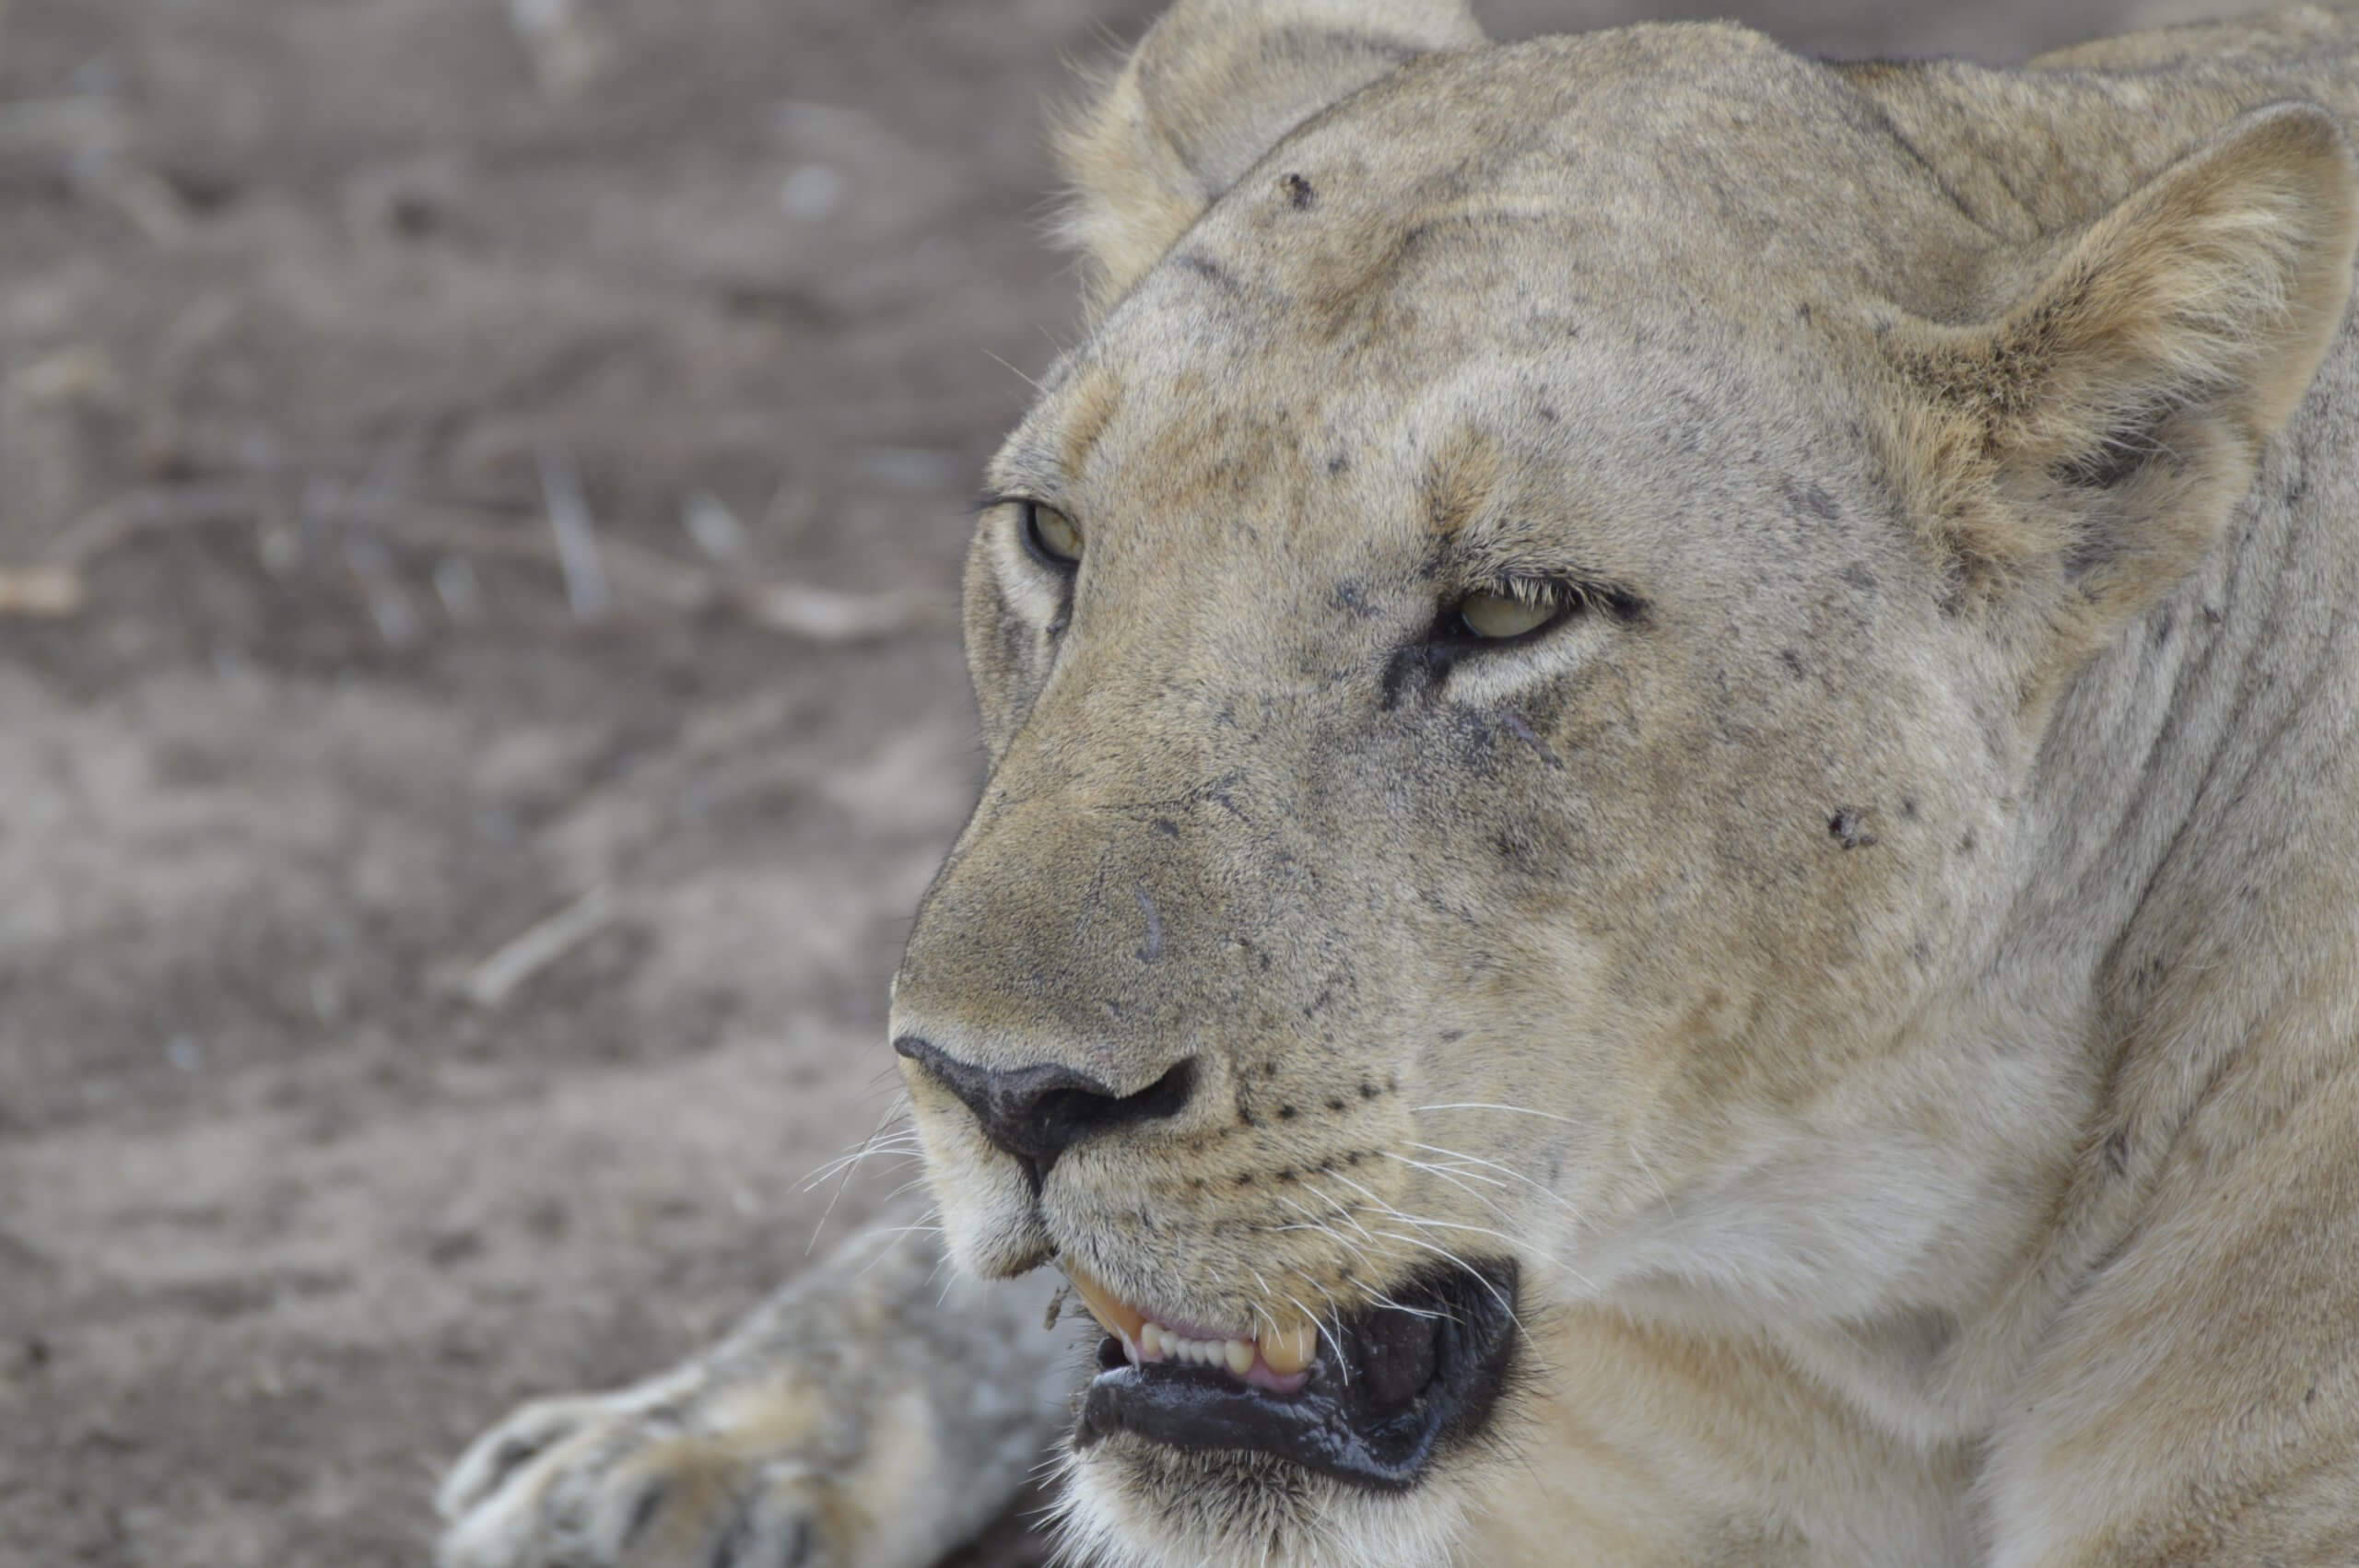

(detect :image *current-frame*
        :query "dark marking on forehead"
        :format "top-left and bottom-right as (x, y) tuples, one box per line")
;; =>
(1330, 580), (1380, 620)
(1781, 476), (1841, 521)
(1267, 26), (1422, 73)
(1828, 808), (1878, 849)
(1176, 251), (1247, 298)
(1282, 171), (1316, 210)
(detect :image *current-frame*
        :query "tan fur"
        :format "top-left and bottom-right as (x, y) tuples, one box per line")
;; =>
(436, 1225), (1067, 1568)
(1877, 102), (2356, 681)
(440, 6), (2359, 1565)
(1053, 0), (1485, 311)
(918, 3), (2359, 1562)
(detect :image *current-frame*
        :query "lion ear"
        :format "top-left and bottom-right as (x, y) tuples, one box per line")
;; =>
(1886, 103), (2358, 653)
(1055, 0), (1484, 310)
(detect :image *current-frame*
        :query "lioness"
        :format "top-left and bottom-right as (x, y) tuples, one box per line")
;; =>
(436, 2), (2359, 1563)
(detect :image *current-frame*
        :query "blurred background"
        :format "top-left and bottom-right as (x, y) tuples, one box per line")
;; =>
(0, 0), (2243, 1562)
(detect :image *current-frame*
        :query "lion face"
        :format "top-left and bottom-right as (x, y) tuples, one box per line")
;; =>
(886, 6), (2358, 1565)
(895, 50), (2014, 1566)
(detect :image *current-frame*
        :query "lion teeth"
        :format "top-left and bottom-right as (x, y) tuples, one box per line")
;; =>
(1140, 1321), (1261, 1370)
(1061, 1263), (1315, 1382)
(1064, 1263), (1145, 1353)
(1260, 1321), (1317, 1376)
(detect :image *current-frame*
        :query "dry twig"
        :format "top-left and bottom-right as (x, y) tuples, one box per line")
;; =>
(0, 564), (85, 618)
(536, 445), (610, 620)
(448, 886), (616, 1009)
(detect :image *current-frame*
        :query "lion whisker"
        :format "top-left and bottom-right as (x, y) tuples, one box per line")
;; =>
(798, 1097), (919, 1258)
(1262, 1193), (1381, 1278)
(851, 1221), (946, 1286)
(1295, 1179), (1505, 1320)
(1364, 1228), (1535, 1338)
(1316, 1170), (1582, 1287)
(804, 1099), (921, 1257)
(1281, 1290), (1350, 1386)
(1390, 1149), (1512, 1188)
(1404, 1141), (1579, 1214)
(796, 1130), (921, 1191)
(1414, 1101), (1579, 1125)
(1381, 1153), (1526, 1226)
(1626, 1139), (1678, 1217)
(1275, 1185), (1378, 1246)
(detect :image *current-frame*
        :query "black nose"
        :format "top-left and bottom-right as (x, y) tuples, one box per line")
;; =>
(894, 1036), (1194, 1180)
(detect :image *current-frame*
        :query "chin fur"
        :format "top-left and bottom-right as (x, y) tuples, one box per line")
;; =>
(1042, 1436), (1472, 1568)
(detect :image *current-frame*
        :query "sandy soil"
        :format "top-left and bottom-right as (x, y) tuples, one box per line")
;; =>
(0, 1), (2219, 1562)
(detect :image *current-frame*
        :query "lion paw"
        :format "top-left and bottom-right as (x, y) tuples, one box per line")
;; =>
(437, 1368), (870, 1568)
(437, 1227), (1071, 1568)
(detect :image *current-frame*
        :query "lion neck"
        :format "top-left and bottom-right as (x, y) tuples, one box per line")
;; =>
(1625, 36), (2359, 1449)
(1759, 313), (2359, 1449)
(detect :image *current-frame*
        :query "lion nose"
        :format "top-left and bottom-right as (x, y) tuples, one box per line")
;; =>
(893, 1036), (1195, 1179)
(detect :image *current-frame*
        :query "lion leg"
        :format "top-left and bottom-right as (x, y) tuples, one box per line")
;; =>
(437, 1221), (1073, 1568)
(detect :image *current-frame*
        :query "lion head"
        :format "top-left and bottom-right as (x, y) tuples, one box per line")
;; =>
(885, 3), (2358, 1563)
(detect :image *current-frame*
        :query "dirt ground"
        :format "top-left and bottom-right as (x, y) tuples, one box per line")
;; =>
(0, 0), (2234, 1562)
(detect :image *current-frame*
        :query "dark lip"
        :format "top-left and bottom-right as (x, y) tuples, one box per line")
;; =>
(1073, 1260), (1520, 1492)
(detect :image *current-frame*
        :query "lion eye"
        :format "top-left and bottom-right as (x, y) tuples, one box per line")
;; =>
(1022, 502), (1083, 568)
(1454, 589), (1561, 640)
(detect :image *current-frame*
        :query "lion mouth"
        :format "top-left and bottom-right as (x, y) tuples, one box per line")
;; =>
(1066, 1260), (1520, 1491)
(1062, 1265), (1320, 1388)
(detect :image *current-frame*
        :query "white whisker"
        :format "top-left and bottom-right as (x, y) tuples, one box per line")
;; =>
(1414, 1101), (1579, 1125)
(1364, 1228), (1533, 1336)
(802, 1095), (916, 1257)
(1406, 1141), (1579, 1213)
(1315, 1170), (1581, 1285)
(1282, 1291), (1348, 1386)
(1391, 1149), (1510, 1187)
(1628, 1140), (1677, 1216)
(1382, 1153), (1523, 1225)
(795, 1138), (921, 1191)
(1274, 1186), (1377, 1246)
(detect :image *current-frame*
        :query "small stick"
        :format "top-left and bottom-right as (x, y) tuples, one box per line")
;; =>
(535, 445), (610, 620)
(454, 887), (616, 1009)
(681, 489), (745, 561)
(0, 563), (85, 618)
